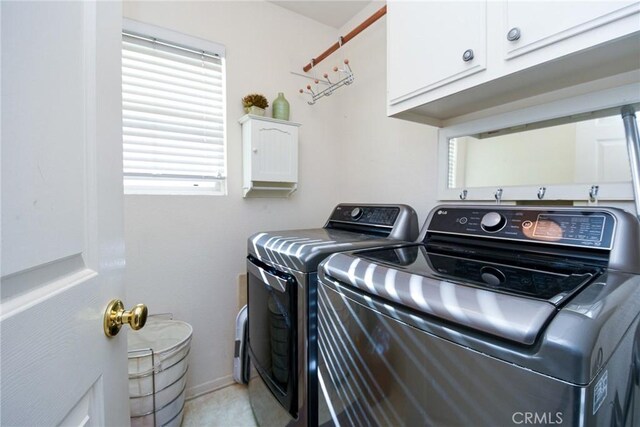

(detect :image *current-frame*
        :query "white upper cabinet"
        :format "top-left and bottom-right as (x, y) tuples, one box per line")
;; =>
(503, 1), (638, 60)
(387, 1), (487, 105)
(388, 1), (640, 126)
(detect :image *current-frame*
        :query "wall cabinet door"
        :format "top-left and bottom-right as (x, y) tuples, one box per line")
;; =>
(251, 121), (298, 183)
(503, 1), (639, 61)
(387, 1), (487, 106)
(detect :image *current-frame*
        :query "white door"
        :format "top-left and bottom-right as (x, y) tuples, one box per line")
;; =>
(1, 1), (132, 425)
(574, 115), (632, 184)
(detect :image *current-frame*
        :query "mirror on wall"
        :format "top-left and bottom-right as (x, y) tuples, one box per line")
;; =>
(438, 89), (640, 202)
(446, 112), (635, 190)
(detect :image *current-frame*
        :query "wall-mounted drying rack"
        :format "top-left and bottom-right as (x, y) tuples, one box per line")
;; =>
(294, 5), (387, 105)
(299, 59), (354, 105)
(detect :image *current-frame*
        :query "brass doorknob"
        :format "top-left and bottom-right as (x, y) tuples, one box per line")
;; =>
(104, 299), (148, 337)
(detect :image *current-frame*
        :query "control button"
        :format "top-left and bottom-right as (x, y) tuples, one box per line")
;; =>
(522, 220), (533, 229)
(458, 217), (468, 225)
(350, 207), (363, 220)
(480, 266), (506, 286)
(480, 212), (507, 233)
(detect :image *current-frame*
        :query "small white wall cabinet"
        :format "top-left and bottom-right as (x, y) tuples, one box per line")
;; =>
(239, 114), (300, 198)
(388, 1), (640, 126)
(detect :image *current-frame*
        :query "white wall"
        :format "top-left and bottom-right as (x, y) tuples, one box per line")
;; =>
(332, 2), (438, 223)
(122, 0), (439, 398)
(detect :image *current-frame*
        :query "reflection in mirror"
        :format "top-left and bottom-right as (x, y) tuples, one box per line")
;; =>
(447, 113), (638, 189)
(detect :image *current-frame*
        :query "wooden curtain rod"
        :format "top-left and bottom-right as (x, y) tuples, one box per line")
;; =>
(302, 5), (387, 73)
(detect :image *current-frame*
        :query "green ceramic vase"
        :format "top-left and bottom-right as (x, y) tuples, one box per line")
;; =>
(272, 92), (290, 121)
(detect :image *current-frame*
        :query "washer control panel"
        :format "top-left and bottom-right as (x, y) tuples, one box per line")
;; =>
(330, 205), (400, 227)
(427, 207), (616, 250)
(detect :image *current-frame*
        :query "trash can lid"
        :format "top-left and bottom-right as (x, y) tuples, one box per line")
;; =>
(127, 317), (193, 357)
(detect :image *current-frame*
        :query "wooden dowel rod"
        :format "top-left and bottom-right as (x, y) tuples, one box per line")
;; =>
(342, 4), (387, 44)
(302, 5), (387, 72)
(305, 41), (341, 72)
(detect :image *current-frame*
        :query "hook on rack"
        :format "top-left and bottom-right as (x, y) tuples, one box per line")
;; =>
(299, 59), (354, 105)
(537, 187), (546, 200)
(589, 185), (599, 204)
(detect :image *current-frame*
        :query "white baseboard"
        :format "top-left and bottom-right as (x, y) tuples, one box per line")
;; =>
(186, 375), (235, 400)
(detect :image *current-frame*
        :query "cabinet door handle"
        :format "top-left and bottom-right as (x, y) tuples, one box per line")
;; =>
(507, 27), (521, 41)
(462, 49), (474, 62)
(252, 148), (258, 153)
(259, 127), (291, 135)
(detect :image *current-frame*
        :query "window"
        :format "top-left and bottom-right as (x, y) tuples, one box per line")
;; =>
(447, 138), (457, 189)
(122, 20), (226, 195)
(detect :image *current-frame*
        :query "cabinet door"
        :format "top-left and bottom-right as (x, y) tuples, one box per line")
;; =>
(388, 1), (487, 106)
(251, 122), (298, 183)
(503, 1), (639, 60)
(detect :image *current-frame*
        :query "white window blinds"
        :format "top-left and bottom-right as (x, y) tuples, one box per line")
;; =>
(447, 138), (457, 189)
(122, 31), (226, 195)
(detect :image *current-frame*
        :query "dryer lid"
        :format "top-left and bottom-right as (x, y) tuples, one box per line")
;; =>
(248, 228), (405, 273)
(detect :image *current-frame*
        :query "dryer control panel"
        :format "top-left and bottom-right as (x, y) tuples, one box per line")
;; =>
(426, 207), (616, 250)
(329, 205), (400, 227)
(325, 204), (419, 241)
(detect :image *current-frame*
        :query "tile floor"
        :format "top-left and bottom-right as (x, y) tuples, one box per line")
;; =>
(182, 384), (257, 427)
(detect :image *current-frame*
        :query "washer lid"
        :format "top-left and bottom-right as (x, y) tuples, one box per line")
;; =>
(320, 248), (572, 345)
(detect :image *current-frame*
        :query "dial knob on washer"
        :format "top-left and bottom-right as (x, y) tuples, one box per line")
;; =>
(350, 207), (363, 220)
(481, 212), (507, 232)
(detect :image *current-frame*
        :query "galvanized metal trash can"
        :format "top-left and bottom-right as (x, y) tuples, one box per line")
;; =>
(127, 317), (193, 427)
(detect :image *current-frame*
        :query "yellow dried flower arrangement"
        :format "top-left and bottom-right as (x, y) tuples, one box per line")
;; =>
(242, 93), (269, 109)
